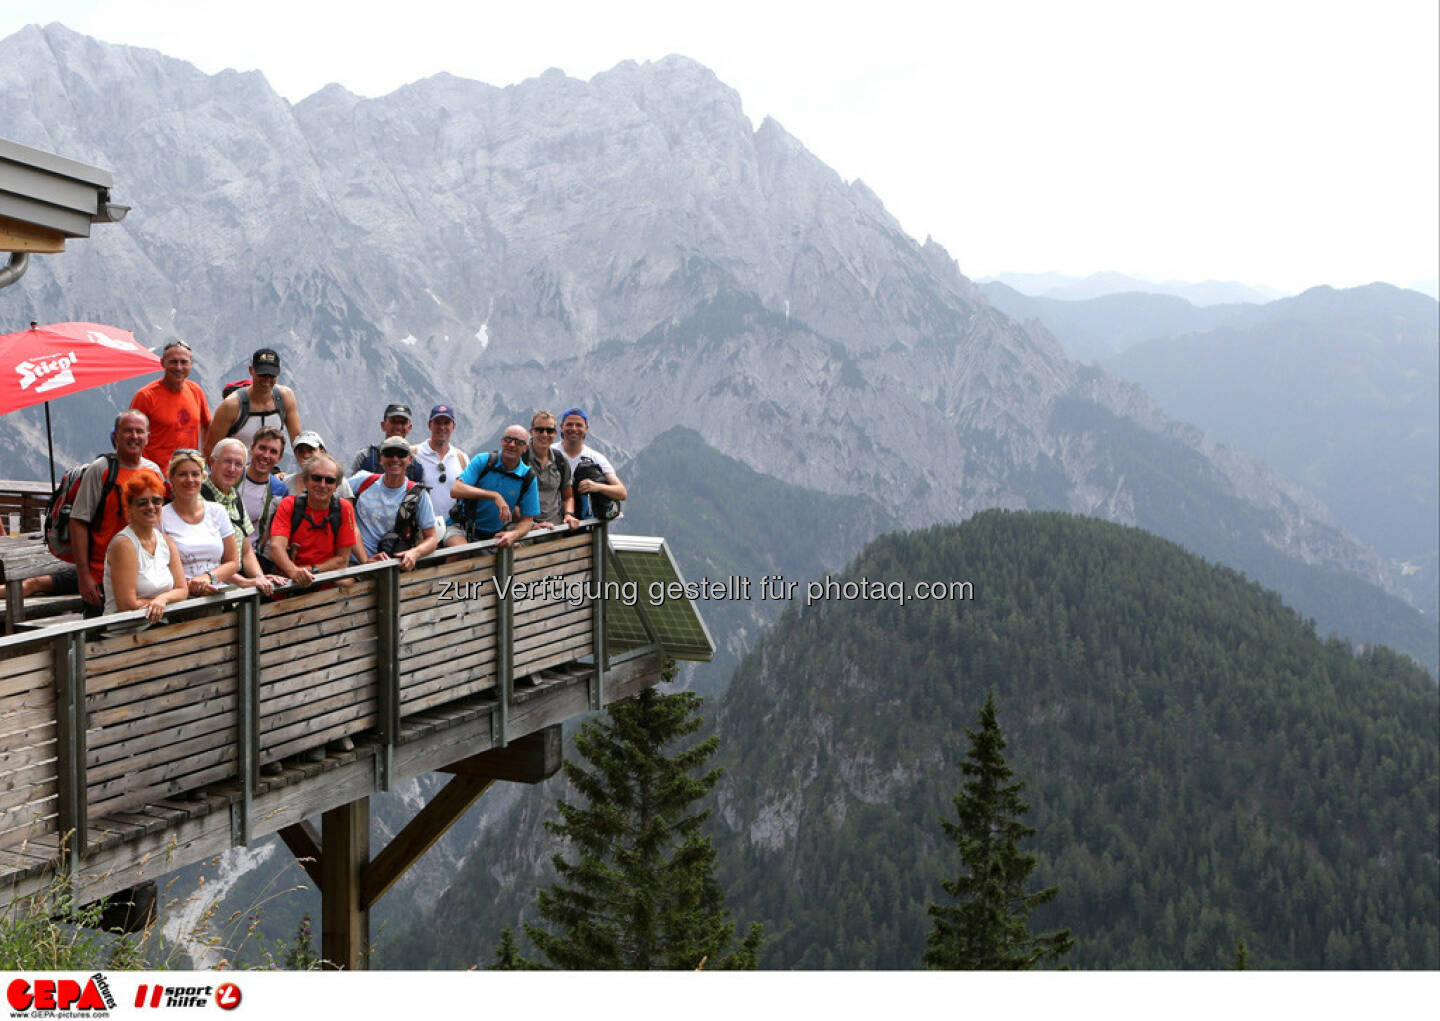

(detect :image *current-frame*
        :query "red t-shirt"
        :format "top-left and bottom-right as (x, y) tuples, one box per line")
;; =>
(131, 378), (212, 473)
(268, 495), (360, 568)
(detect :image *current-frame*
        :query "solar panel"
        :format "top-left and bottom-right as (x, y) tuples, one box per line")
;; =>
(606, 534), (715, 662)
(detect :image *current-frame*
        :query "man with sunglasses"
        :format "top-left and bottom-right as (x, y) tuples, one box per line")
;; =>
(445, 425), (540, 550)
(267, 453), (364, 588)
(349, 436), (438, 571)
(351, 402), (424, 483)
(523, 410), (578, 530)
(412, 403), (469, 542)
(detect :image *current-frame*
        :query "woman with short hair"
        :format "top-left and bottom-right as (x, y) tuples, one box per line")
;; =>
(162, 449), (241, 598)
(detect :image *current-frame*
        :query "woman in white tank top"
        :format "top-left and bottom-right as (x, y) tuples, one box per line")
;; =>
(103, 473), (188, 622)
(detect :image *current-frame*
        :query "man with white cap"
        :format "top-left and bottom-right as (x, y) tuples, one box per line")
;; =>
(286, 430), (355, 499)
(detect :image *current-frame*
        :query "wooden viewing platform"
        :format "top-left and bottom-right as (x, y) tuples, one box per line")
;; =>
(0, 521), (707, 967)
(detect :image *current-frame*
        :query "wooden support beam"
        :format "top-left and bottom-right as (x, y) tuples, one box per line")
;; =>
(320, 798), (369, 970)
(360, 774), (491, 910)
(438, 724), (563, 784)
(277, 820), (322, 887)
(0, 215), (66, 254)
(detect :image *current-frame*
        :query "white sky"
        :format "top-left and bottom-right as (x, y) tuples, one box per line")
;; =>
(4, 0), (1437, 295)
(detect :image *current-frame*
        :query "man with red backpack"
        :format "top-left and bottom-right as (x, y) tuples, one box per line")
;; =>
(68, 410), (165, 616)
(348, 436), (438, 571)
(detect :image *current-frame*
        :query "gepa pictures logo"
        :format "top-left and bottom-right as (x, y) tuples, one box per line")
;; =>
(7, 973), (116, 1015)
(15, 351), (79, 393)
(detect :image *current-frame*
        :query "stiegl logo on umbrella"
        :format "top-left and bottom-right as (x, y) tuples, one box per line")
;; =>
(15, 351), (79, 392)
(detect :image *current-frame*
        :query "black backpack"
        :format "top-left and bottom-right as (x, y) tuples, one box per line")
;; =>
(226, 385), (290, 437)
(354, 474), (431, 554)
(572, 455), (619, 521)
(287, 494), (342, 546)
(452, 452), (537, 541)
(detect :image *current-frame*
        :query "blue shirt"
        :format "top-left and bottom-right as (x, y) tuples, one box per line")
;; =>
(348, 472), (437, 555)
(449, 453), (540, 534)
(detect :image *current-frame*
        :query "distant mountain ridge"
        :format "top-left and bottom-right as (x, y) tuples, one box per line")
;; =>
(981, 271), (1283, 306)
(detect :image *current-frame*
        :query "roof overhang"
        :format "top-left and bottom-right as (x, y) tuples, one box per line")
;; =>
(0, 138), (127, 258)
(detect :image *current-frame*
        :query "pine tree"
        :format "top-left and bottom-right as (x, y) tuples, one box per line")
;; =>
(524, 685), (763, 969)
(924, 690), (1073, 969)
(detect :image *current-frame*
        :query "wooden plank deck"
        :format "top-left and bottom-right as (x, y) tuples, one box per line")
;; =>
(0, 522), (679, 911)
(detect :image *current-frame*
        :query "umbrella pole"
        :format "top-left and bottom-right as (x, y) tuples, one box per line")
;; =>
(44, 400), (55, 488)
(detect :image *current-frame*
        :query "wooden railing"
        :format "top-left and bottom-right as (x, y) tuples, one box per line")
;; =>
(0, 523), (616, 871)
(0, 480), (49, 535)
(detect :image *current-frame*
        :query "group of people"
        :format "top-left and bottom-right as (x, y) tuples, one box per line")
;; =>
(53, 343), (628, 624)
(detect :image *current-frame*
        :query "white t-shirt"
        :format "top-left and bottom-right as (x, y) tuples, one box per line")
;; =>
(161, 501), (235, 580)
(412, 442), (468, 524)
(102, 527), (175, 615)
(553, 443), (615, 478)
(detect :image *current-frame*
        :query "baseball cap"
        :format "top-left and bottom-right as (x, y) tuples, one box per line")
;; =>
(384, 403), (412, 421)
(251, 348), (281, 376)
(380, 435), (412, 455)
(294, 430), (325, 452)
(561, 407), (588, 423)
(429, 404), (456, 423)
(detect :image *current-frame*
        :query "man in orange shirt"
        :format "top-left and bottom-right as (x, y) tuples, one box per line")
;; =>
(130, 339), (211, 473)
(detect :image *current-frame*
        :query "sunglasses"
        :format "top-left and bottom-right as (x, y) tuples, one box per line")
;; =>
(310, 474), (339, 485)
(381, 451), (410, 460)
(531, 425), (556, 434)
(501, 436), (527, 446)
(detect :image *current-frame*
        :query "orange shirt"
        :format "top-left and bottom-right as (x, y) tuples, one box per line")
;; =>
(131, 379), (212, 474)
(71, 458), (165, 584)
(268, 495), (360, 568)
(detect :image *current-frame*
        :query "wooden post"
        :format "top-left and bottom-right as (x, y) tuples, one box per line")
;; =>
(234, 596), (258, 846)
(590, 522), (607, 710)
(320, 798), (369, 970)
(53, 630), (87, 873)
(375, 564), (400, 791)
(496, 544), (513, 748)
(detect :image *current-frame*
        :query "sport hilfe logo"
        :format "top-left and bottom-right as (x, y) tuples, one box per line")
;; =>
(132, 983), (241, 1010)
(15, 352), (79, 393)
(6, 974), (117, 1014)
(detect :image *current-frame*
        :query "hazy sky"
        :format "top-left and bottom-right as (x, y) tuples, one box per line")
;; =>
(4, 0), (1437, 295)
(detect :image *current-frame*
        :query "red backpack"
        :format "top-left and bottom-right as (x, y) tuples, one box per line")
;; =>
(43, 454), (120, 562)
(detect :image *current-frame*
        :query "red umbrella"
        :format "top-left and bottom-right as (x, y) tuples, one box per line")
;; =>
(0, 321), (160, 485)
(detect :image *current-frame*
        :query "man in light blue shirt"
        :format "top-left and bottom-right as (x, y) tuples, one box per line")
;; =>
(349, 436), (439, 571)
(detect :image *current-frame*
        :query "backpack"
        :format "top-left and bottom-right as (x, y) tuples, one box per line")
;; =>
(572, 455), (620, 521)
(355, 473), (430, 555)
(451, 452), (537, 541)
(226, 385), (290, 437)
(44, 454), (120, 563)
(286, 494), (342, 547)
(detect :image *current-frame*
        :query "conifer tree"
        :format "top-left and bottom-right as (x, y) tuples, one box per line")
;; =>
(924, 690), (1073, 969)
(524, 685), (763, 969)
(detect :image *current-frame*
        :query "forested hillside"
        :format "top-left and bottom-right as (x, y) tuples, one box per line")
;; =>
(389, 511), (1436, 969)
(712, 511), (1437, 968)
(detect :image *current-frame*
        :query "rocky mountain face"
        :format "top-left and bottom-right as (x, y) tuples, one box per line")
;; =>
(0, 23), (1396, 611)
